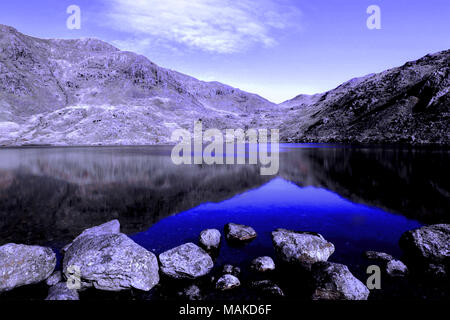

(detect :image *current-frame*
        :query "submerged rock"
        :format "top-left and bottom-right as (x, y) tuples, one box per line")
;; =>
(251, 256), (276, 272)
(0, 243), (56, 292)
(224, 223), (257, 242)
(311, 262), (369, 300)
(199, 229), (221, 251)
(45, 282), (79, 300)
(63, 233), (159, 291)
(222, 264), (241, 277)
(251, 280), (284, 297)
(159, 243), (213, 280)
(272, 229), (335, 267)
(216, 274), (241, 291)
(46, 271), (63, 286)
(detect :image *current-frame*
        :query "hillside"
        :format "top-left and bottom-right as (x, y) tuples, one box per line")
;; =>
(280, 50), (449, 144)
(0, 25), (448, 145)
(0, 25), (278, 146)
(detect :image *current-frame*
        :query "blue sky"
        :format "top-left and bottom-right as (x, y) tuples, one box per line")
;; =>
(0, 0), (449, 103)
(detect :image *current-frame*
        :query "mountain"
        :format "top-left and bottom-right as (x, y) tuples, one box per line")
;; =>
(281, 51), (449, 144)
(0, 24), (448, 145)
(0, 24), (279, 146)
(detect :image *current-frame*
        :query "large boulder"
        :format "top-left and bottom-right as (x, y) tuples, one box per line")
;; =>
(399, 224), (450, 265)
(311, 262), (369, 300)
(224, 223), (257, 242)
(46, 271), (63, 286)
(272, 229), (335, 267)
(0, 243), (56, 292)
(63, 220), (120, 252)
(199, 229), (221, 251)
(159, 243), (213, 280)
(45, 282), (79, 300)
(63, 233), (159, 291)
(399, 224), (450, 279)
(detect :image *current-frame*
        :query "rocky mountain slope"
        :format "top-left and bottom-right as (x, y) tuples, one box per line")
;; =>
(0, 25), (279, 146)
(0, 24), (448, 145)
(281, 51), (449, 144)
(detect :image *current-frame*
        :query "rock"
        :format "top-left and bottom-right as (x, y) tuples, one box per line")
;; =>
(364, 251), (408, 277)
(0, 243), (56, 292)
(159, 243), (214, 280)
(63, 220), (120, 252)
(311, 262), (369, 300)
(63, 233), (159, 291)
(46, 271), (63, 286)
(399, 224), (450, 266)
(222, 264), (241, 277)
(45, 282), (79, 300)
(216, 274), (240, 291)
(386, 259), (408, 277)
(224, 223), (257, 242)
(222, 264), (233, 274)
(251, 280), (284, 297)
(251, 256), (276, 272)
(364, 251), (394, 262)
(178, 284), (202, 300)
(272, 229), (335, 267)
(425, 263), (447, 279)
(199, 229), (221, 251)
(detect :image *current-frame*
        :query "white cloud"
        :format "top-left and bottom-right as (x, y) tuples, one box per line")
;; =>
(103, 0), (301, 54)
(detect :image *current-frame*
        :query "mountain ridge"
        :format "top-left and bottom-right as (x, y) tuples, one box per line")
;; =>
(0, 24), (280, 145)
(280, 49), (449, 144)
(0, 25), (448, 145)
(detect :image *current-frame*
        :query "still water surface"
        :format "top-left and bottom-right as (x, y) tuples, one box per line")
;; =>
(0, 144), (448, 285)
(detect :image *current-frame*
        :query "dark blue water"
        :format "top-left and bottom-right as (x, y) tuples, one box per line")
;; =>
(131, 177), (421, 276)
(0, 144), (447, 269)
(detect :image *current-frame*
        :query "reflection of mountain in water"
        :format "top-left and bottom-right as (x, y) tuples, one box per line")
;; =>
(279, 146), (450, 223)
(0, 147), (270, 246)
(0, 145), (448, 246)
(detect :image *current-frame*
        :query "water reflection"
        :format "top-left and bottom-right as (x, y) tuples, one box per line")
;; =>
(279, 145), (450, 223)
(131, 178), (421, 278)
(0, 144), (448, 247)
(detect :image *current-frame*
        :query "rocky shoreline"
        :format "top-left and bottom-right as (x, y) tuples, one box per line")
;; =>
(0, 221), (449, 301)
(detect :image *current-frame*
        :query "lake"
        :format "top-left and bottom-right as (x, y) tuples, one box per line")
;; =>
(0, 144), (449, 299)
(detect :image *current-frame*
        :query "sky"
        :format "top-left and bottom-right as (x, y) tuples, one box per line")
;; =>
(0, 0), (449, 103)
